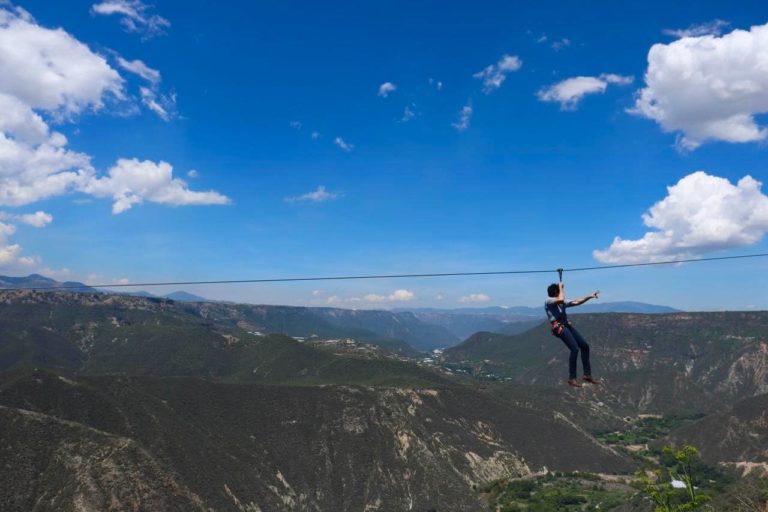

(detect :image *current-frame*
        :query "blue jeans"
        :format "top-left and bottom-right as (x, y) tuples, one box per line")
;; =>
(558, 325), (591, 380)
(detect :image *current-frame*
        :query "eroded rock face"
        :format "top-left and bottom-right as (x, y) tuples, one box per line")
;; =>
(0, 405), (207, 512)
(0, 371), (631, 512)
(445, 312), (768, 415)
(663, 393), (768, 466)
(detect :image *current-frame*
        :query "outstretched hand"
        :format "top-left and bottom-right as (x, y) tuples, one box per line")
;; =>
(591, 290), (600, 299)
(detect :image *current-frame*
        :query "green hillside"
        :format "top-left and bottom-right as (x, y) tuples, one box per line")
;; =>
(0, 291), (445, 387)
(0, 369), (632, 512)
(443, 312), (768, 414)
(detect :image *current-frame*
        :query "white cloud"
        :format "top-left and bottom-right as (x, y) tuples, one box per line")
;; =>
(364, 289), (415, 303)
(428, 78), (443, 91)
(402, 105), (415, 122)
(663, 19), (730, 38)
(0, 8), (124, 116)
(460, 293), (490, 303)
(0, 127), (93, 207)
(83, 158), (231, 214)
(18, 211), (53, 227)
(334, 137), (354, 152)
(0, 221), (37, 268)
(473, 54), (522, 94)
(0, 93), (49, 143)
(187, 169), (199, 178)
(594, 171), (768, 264)
(631, 22), (768, 149)
(452, 104), (473, 131)
(289, 120), (302, 129)
(311, 131), (320, 140)
(116, 55), (172, 120)
(91, 0), (170, 38)
(116, 57), (160, 85)
(378, 82), (396, 98)
(0, 210), (53, 227)
(538, 73), (634, 110)
(284, 185), (340, 204)
(139, 86), (174, 120)
(0, 6), (229, 272)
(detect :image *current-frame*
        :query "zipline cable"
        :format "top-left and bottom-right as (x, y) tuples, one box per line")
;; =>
(2, 252), (767, 292)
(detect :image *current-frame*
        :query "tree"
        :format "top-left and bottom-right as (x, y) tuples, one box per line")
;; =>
(637, 445), (711, 512)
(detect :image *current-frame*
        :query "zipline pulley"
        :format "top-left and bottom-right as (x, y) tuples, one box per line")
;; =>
(557, 268), (564, 284)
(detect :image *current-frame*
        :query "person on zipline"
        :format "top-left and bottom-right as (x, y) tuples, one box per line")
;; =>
(545, 277), (600, 387)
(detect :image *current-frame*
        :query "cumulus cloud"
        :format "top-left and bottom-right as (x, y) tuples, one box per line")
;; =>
(663, 19), (730, 38)
(0, 8), (124, 116)
(116, 57), (160, 85)
(631, 22), (768, 149)
(0, 221), (37, 268)
(364, 289), (415, 303)
(18, 211), (53, 227)
(91, 0), (170, 38)
(334, 137), (354, 152)
(594, 171), (768, 264)
(473, 54), (522, 93)
(284, 185), (340, 204)
(0, 118), (93, 207)
(0, 7), (224, 211)
(460, 293), (490, 303)
(538, 73), (633, 110)
(0, 6), (229, 271)
(0, 210), (53, 227)
(83, 158), (231, 214)
(378, 82), (396, 98)
(0, 8), (106, 207)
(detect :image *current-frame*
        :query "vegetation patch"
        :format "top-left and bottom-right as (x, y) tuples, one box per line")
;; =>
(481, 472), (638, 511)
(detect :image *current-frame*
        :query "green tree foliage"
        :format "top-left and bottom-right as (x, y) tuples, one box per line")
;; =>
(638, 445), (711, 511)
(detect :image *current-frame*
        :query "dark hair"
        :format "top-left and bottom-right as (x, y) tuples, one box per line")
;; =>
(547, 283), (560, 297)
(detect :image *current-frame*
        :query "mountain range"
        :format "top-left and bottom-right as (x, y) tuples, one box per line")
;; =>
(0, 290), (634, 511)
(0, 288), (766, 510)
(2, 274), (682, 347)
(443, 312), (768, 415)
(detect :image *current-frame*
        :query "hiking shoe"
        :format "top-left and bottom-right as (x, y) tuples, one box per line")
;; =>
(567, 379), (582, 388)
(582, 376), (601, 385)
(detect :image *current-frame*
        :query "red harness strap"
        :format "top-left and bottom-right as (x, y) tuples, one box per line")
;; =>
(550, 319), (568, 337)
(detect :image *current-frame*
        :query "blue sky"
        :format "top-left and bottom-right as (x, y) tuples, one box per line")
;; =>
(1, 0), (767, 310)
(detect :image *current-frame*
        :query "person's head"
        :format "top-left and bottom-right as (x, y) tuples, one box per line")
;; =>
(547, 283), (560, 297)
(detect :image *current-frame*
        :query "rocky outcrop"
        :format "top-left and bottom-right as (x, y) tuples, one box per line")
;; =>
(0, 370), (631, 511)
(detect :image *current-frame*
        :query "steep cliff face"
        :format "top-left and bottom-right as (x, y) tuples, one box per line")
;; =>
(0, 370), (631, 512)
(662, 393), (768, 467)
(0, 405), (207, 512)
(444, 312), (768, 414)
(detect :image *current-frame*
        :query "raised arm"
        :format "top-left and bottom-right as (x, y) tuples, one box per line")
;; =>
(551, 282), (566, 303)
(567, 290), (599, 307)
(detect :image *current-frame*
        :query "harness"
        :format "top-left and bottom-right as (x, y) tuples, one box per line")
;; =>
(550, 317), (569, 337)
(549, 299), (569, 337)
